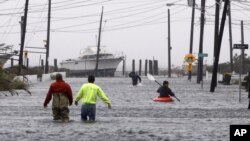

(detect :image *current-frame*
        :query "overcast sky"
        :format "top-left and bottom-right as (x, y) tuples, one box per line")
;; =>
(1, 0), (250, 71)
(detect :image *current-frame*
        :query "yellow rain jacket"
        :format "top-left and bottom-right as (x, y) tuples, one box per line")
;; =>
(75, 83), (111, 105)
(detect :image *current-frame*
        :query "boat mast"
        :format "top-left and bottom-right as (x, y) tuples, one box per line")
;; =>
(95, 6), (104, 76)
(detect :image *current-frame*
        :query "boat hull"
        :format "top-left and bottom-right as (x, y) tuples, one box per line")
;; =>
(60, 58), (123, 77)
(64, 68), (117, 77)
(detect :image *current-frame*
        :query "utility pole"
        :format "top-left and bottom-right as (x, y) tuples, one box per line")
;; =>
(18, 0), (29, 75)
(19, 16), (24, 69)
(210, 0), (229, 92)
(214, 0), (220, 59)
(168, 9), (171, 78)
(45, 0), (51, 74)
(238, 21), (245, 103)
(241, 21), (245, 74)
(197, 0), (206, 84)
(122, 54), (126, 76)
(188, 0), (196, 80)
(228, 0), (233, 73)
(213, 0), (220, 86)
(95, 6), (104, 76)
(19, 16), (24, 47)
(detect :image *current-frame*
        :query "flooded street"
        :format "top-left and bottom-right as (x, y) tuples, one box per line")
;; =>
(1, 76), (250, 141)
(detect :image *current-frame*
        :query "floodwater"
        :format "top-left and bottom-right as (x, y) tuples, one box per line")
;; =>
(0, 76), (250, 141)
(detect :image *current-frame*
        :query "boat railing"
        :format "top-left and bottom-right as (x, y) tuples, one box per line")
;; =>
(0, 45), (13, 54)
(113, 51), (124, 59)
(79, 53), (123, 60)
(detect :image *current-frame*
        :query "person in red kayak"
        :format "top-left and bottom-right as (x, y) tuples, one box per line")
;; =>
(44, 73), (73, 122)
(157, 81), (175, 97)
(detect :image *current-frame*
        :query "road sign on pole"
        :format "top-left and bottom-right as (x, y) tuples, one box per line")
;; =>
(233, 44), (248, 49)
(184, 54), (196, 63)
(198, 53), (208, 57)
(233, 44), (248, 103)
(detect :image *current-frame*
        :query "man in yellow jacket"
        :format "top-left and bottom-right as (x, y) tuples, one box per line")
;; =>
(75, 75), (111, 122)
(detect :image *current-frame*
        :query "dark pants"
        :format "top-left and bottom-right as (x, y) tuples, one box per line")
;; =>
(52, 107), (69, 120)
(81, 104), (96, 121)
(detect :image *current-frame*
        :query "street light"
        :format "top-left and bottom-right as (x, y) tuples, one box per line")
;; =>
(166, 3), (198, 8)
(166, 3), (187, 7)
(166, 3), (175, 6)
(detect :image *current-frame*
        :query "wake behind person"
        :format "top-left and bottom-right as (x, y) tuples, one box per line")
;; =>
(75, 75), (111, 122)
(129, 71), (141, 86)
(43, 73), (73, 122)
(157, 81), (175, 98)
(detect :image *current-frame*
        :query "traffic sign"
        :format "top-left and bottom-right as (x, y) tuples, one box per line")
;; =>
(198, 53), (208, 57)
(184, 54), (196, 63)
(233, 44), (248, 49)
(186, 63), (192, 71)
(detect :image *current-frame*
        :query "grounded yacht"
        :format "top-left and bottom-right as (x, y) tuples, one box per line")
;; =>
(60, 46), (123, 77)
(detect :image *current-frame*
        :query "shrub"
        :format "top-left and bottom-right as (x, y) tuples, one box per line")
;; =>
(0, 67), (29, 95)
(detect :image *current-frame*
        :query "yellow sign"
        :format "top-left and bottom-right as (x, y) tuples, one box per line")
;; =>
(184, 54), (196, 63)
(186, 63), (192, 71)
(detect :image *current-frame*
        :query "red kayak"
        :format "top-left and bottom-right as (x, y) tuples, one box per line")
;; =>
(153, 96), (174, 102)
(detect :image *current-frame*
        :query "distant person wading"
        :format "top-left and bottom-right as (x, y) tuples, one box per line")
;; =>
(129, 72), (141, 86)
(43, 73), (73, 122)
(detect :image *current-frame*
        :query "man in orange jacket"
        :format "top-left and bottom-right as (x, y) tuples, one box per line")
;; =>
(44, 73), (73, 122)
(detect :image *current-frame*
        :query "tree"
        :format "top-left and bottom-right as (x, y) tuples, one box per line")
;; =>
(206, 53), (250, 74)
(233, 53), (250, 73)
(0, 67), (30, 96)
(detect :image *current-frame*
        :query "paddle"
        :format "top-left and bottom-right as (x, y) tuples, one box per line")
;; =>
(147, 73), (180, 102)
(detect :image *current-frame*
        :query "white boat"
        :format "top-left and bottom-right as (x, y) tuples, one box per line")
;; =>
(60, 46), (124, 77)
